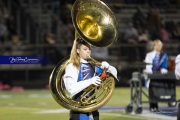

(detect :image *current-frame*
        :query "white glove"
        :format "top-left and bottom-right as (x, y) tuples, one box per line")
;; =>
(145, 69), (153, 74)
(90, 76), (101, 86)
(101, 61), (109, 69)
(64, 76), (101, 97)
(161, 68), (168, 74)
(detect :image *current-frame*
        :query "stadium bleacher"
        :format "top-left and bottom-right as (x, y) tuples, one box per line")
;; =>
(0, 0), (180, 89)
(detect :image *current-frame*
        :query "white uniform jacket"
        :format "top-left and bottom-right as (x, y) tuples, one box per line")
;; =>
(63, 59), (117, 97)
(144, 51), (157, 72)
(175, 54), (180, 80)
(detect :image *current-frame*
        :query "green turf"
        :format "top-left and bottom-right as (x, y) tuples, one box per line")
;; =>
(0, 87), (179, 120)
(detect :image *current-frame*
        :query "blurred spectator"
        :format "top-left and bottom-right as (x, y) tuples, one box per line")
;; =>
(59, 23), (74, 55)
(132, 7), (147, 29)
(60, 23), (74, 44)
(138, 28), (149, 43)
(0, 15), (8, 43)
(137, 28), (149, 61)
(44, 31), (64, 65)
(146, 41), (153, 53)
(158, 24), (171, 43)
(60, 3), (72, 24)
(6, 15), (18, 40)
(122, 23), (139, 62)
(165, 21), (175, 38)
(172, 22), (180, 40)
(123, 23), (139, 44)
(0, 4), (9, 19)
(146, 8), (161, 40)
(51, 15), (59, 34)
(51, 0), (61, 15)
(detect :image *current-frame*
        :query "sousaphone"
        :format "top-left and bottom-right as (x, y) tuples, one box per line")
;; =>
(49, 0), (118, 112)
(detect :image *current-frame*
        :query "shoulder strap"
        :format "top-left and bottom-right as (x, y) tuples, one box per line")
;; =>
(159, 52), (164, 63)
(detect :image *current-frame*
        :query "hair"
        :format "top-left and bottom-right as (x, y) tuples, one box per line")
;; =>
(68, 37), (90, 69)
(152, 39), (163, 51)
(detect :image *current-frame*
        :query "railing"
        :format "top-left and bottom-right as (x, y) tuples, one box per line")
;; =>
(1, 1), (180, 86)
(0, 42), (179, 67)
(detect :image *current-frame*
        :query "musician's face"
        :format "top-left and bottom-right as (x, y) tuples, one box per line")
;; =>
(154, 42), (162, 52)
(77, 44), (91, 60)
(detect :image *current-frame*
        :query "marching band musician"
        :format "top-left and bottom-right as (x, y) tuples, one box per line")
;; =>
(144, 39), (168, 112)
(63, 37), (117, 120)
(175, 54), (180, 80)
(175, 54), (180, 120)
(144, 39), (168, 75)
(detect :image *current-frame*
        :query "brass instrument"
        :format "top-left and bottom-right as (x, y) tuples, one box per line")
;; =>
(49, 0), (118, 112)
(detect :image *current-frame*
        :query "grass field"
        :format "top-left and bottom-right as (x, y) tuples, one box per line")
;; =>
(0, 87), (179, 120)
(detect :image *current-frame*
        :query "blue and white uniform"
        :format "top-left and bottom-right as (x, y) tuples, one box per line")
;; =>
(63, 59), (117, 120)
(144, 50), (168, 111)
(145, 50), (168, 73)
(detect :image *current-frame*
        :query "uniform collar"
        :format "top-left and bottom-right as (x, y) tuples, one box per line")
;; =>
(152, 50), (160, 54)
(80, 58), (88, 63)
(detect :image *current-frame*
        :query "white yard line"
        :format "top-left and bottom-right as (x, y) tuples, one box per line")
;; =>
(4, 106), (177, 120)
(34, 109), (177, 120)
(102, 111), (176, 120)
(0, 94), (177, 120)
(10, 106), (44, 110)
(0, 94), (13, 98)
(138, 110), (176, 120)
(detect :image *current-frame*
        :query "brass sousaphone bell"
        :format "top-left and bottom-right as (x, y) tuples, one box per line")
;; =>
(49, 0), (118, 112)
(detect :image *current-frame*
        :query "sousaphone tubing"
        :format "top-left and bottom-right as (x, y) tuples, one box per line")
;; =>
(49, 0), (118, 112)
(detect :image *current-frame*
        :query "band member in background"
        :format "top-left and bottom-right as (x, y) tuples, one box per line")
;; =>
(144, 39), (168, 74)
(175, 54), (180, 120)
(63, 37), (117, 120)
(175, 54), (180, 80)
(144, 39), (168, 112)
